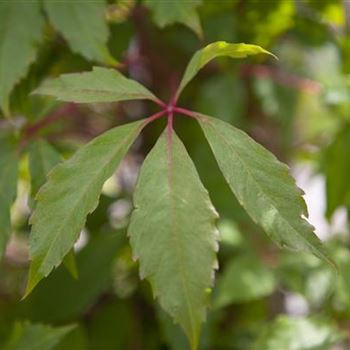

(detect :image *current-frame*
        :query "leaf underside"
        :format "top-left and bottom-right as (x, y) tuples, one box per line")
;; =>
(43, 0), (116, 65)
(128, 130), (219, 349)
(34, 67), (157, 104)
(0, 0), (43, 115)
(26, 120), (145, 296)
(198, 114), (333, 267)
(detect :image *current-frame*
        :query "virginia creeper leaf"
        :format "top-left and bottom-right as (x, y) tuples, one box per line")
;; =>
(198, 114), (334, 267)
(144, 0), (203, 37)
(26, 120), (145, 296)
(34, 67), (157, 104)
(0, 0), (44, 115)
(43, 0), (116, 65)
(0, 141), (18, 258)
(4, 322), (75, 350)
(128, 130), (219, 349)
(176, 41), (276, 98)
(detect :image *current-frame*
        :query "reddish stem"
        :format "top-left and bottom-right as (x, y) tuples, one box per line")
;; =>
(144, 109), (168, 125)
(173, 106), (199, 120)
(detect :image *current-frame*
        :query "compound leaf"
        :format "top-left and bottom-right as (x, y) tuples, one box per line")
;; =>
(34, 67), (157, 104)
(198, 114), (334, 267)
(0, 140), (18, 258)
(144, 0), (202, 37)
(43, 0), (116, 65)
(0, 0), (44, 115)
(26, 120), (145, 296)
(128, 130), (219, 349)
(177, 41), (276, 98)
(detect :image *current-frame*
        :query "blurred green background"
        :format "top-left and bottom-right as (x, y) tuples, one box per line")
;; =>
(2, 0), (350, 349)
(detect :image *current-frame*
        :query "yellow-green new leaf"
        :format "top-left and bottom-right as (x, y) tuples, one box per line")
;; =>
(44, 0), (116, 65)
(144, 0), (202, 37)
(26, 120), (145, 296)
(128, 130), (219, 349)
(198, 114), (334, 267)
(0, 143), (18, 258)
(176, 41), (276, 98)
(0, 0), (44, 115)
(34, 67), (157, 104)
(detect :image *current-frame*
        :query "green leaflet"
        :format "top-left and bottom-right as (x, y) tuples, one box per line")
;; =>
(43, 0), (116, 65)
(4, 322), (75, 350)
(0, 143), (18, 258)
(213, 254), (276, 309)
(34, 67), (157, 104)
(26, 120), (145, 296)
(253, 316), (344, 350)
(144, 0), (202, 37)
(198, 114), (334, 267)
(176, 41), (276, 98)
(0, 0), (44, 115)
(29, 140), (78, 278)
(128, 130), (219, 350)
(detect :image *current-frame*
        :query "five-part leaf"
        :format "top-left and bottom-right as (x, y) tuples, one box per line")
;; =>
(128, 130), (219, 349)
(34, 67), (157, 104)
(0, 0), (44, 115)
(0, 140), (18, 258)
(43, 0), (116, 65)
(176, 41), (276, 98)
(26, 120), (145, 296)
(198, 114), (333, 266)
(144, 0), (203, 37)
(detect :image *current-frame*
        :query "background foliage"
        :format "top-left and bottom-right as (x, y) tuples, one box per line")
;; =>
(1, 0), (350, 349)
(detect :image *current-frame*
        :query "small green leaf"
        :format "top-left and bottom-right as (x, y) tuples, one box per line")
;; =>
(26, 120), (145, 297)
(144, 0), (202, 37)
(177, 41), (276, 98)
(128, 130), (219, 349)
(43, 0), (116, 65)
(29, 140), (61, 198)
(253, 316), (344, 350)
(4, 321), (75, 350)
(213, 255), (276, 309)
(0, 140), (18, 258)
(34, 67), (157, 104)
(0, 0), (44, 115)
(198, 114), (334, 267)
